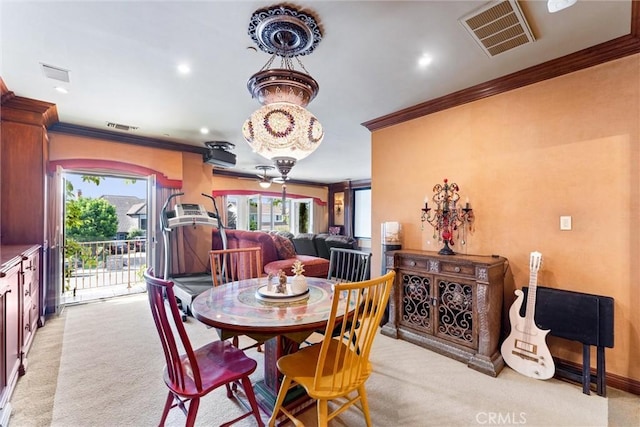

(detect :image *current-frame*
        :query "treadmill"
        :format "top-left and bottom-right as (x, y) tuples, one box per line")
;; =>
(161, 192), (227, 319)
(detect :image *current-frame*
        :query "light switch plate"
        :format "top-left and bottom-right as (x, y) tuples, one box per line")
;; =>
(560, 216), (572, 230)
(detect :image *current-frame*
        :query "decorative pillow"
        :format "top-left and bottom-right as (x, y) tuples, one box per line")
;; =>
(271, 233), (296, 260)
(276, 231), (295, 240)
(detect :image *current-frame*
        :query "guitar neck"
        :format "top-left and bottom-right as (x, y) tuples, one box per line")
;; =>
(525, 269), (539, 328)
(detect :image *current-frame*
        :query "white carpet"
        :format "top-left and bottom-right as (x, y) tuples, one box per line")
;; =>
(37, 294), (608, 426)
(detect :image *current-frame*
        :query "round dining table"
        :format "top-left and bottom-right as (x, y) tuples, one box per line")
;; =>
(191, 276), (354, 416)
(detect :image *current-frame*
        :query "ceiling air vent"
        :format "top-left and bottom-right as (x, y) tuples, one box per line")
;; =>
(40, 63), (71, 82)
(460, 0), (535, 57)
(106, 122), (139, 132)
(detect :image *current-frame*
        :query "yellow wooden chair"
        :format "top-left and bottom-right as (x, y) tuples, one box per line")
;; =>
(268, 270), (395, 427)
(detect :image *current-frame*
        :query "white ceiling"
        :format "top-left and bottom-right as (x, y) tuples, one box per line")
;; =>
(0, 1), (632, 184)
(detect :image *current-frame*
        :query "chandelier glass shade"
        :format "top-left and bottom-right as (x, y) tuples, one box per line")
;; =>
(242, 102), (324, 163)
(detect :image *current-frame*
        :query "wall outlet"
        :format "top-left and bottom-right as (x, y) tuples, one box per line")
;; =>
(560, 216), (572, 230)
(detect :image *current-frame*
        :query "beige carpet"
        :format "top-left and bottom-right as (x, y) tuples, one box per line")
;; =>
(9, 293), (633, 427)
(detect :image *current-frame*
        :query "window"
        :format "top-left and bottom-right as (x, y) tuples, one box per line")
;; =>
(224, 194), (314, 234)
(226, 198), (238, 229)
(353, 188), (371, 238)
(293, 200), (311, 233)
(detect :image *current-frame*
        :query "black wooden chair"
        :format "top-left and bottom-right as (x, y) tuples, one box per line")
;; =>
(327, 247), (372, 283)
(305, 248), (373, 348)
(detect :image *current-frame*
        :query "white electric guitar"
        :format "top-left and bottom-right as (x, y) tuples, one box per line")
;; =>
(501, 251), (555, 379)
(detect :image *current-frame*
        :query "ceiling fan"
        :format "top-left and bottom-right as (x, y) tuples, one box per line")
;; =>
(248, 165), (291, 217)
(253, 165), (285, 189)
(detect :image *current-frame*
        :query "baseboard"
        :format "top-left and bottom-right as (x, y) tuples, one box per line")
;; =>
(556, 357), (640, 396)
(605, 371), (640, 395)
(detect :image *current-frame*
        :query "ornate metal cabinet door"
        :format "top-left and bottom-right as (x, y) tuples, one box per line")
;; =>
(434, 276), (477, 348)
(398, 271), (434, 334)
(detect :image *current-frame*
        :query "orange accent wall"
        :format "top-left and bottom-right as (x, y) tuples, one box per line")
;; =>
(180, 152), (218, 272)
(49, 133), (183, 180)
(211, 174), (328, 203)
(371, 55), (640, 382)
(49, 133), (329, 204)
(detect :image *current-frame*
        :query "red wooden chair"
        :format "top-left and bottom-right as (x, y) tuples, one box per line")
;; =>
(144, 269), (264, 427)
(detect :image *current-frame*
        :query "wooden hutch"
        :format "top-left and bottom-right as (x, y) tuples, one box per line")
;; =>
(381, 249), (507, 377)
(0, 78), (57, 424)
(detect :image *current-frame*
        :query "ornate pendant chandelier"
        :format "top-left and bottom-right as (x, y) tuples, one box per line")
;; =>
(242, 5), (324, 181)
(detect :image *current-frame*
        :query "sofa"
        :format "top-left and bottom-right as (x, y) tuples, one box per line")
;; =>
(212, 229), (329, 277)
(291, 233), (320, 257)
(291, 233), (358, 259)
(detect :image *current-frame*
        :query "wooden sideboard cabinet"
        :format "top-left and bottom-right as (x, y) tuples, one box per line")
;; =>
(0, 259), (21, 426)
(0, 245), (42, 426)
(19, 247), (40, 374)
(381, 250), (507, 376)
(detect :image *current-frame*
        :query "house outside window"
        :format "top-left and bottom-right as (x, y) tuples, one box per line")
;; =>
(224, 194), (313, 234)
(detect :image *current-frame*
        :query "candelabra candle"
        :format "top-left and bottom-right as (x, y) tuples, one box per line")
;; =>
(420, 203), (431, 230)
(420, 178), (474, 255)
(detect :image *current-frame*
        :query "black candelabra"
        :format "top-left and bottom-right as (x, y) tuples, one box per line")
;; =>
(421, 178), (474, 255)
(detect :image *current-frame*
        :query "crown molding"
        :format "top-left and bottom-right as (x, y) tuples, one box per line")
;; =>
(1, 76), (59, 128)
(362, 0), (640, 132)
(49, 122), (207, 155)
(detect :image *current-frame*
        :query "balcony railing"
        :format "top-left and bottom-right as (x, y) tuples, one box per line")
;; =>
(64, 239), (147, 302)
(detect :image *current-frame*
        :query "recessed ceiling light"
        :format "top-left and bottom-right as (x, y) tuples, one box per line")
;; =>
(548, 0), (577, 13)
(200, 127), (210, 134)
(177, 63), (191, 75)
(54, 86), (68, 94)
(418, 54), (433, 69)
